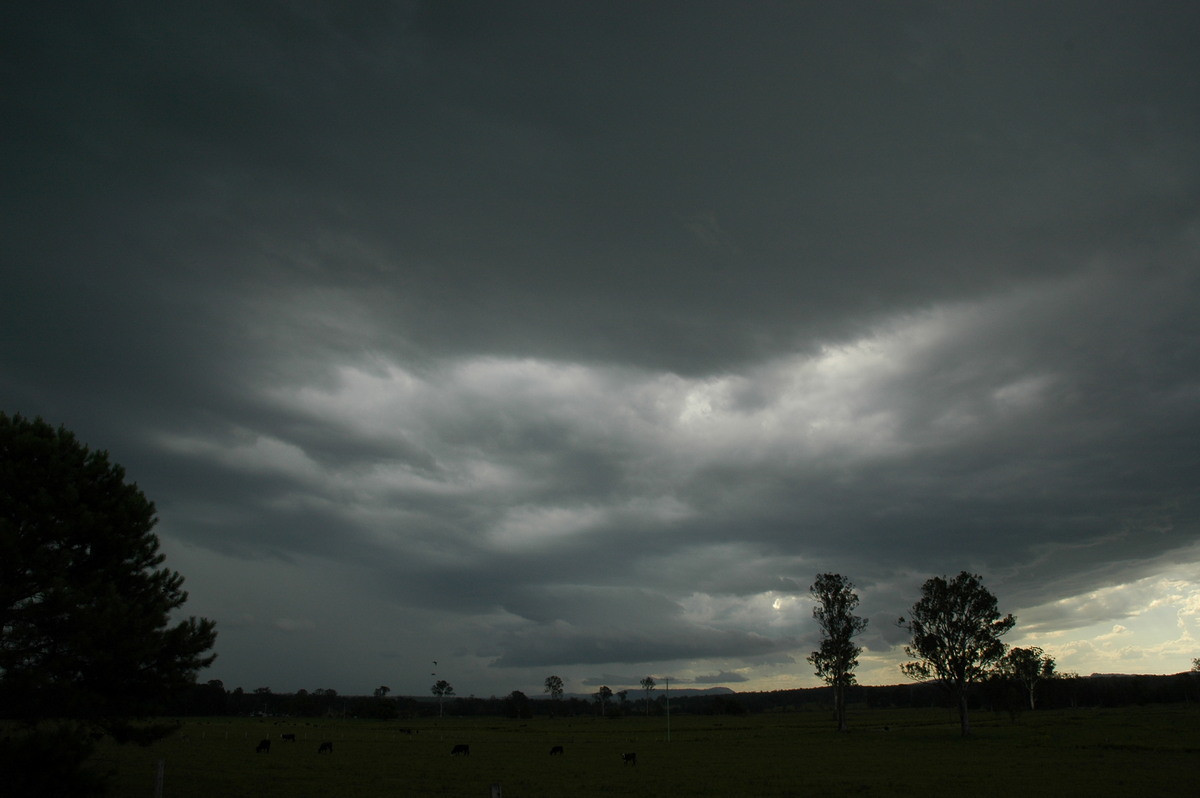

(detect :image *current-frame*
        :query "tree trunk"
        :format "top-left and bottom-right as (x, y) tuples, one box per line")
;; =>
(835, 684), (847, 732)
(958, 689), (971, 737)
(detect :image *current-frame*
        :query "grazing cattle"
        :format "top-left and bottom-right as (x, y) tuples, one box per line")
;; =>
(549, 745), (564, 756)
(621, 752), (637, 766)
(255, 739), (271, 754)
(450, 743), (470, 756)
(318, 741), (333, 754)
(281, 733), (296, 742)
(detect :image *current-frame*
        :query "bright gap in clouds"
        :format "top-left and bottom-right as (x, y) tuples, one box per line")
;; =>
(1011, 568), (1200, 676)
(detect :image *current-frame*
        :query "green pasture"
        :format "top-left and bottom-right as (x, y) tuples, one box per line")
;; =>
(92, 705), (1198, 797)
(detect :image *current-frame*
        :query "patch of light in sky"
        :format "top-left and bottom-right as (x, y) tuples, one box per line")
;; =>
(159, 430), (322, 483)
(247, 297), (1016, 488)
(1011, 571), (1200, 674)
(487, 504), (608, 551)
(679, 589), (808, 633)
(991, 374), (1056, 411)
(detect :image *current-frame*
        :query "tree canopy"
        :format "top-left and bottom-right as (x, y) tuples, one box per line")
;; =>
(898, 571), (1014, 736)
(0, 413), (217, 790)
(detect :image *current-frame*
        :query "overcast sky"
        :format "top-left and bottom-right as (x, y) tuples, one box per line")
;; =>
(4, 1), (1198, 698)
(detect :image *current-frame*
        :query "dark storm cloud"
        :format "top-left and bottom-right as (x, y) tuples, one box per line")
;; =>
(4, 1), (1198, 694)
(489, 623), (786, 670)
(693, 671), (749, 685)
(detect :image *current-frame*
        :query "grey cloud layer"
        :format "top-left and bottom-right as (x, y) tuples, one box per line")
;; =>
(3, 1), (1198, 693)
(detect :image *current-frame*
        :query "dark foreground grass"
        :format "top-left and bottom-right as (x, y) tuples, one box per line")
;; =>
(92, 705), (1199, 797)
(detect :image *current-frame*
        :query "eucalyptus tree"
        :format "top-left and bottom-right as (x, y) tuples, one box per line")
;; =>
(593, 685), (613, 716)
(899, 571), (1015, 736)
(431, 680), (454, 717)
(1000, 646), (1056, 710)
(544, 674), (564, 716)
(806, 573), (868, 732)
(640, 675), (656, 716)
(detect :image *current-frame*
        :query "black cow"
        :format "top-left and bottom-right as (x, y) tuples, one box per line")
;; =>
(451, 743), (470, 756)
(621, 752), (637, 766)
(549, 745), (564, 756)
(281, 733), (296, 742)
(255, 739), (271, 754)
(318, 741), (333, 754)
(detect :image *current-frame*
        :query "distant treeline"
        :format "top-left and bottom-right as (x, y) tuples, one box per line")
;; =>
(738, 672), (1198, 716)
(155, 672), (1199, 720)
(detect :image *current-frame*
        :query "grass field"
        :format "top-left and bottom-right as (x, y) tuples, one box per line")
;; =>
(92, 705), (1199, 797)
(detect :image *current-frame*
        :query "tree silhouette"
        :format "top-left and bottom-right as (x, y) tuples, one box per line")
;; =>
(899, 571), (1014, 736)
(544, 674), (564, 716)
(640, 676), (656, 716)
(505, 690), (532, 718)
(1000, 646), (1055, 710)
(0, 413), (217, 792)
(593, 685), (613, 716)
(431, 680), (454, 717)
(806, 573), (868, 732)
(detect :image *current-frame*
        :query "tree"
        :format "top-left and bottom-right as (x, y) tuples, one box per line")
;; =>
(431, 679), (454, 717)
(544, 674), (564, 716)
(0, 413), (217, 792)
(898, 571), (1015, 737)
(1192, 657), (1199, 673)
(312, 688), (340, 718)
(189, 679), (228, 715)
(370, 685), (396, 719)
(806, 573), (868, 732)
(999, 646), (1055, 710)
(254, 686), (273, 713)
(505, 690), (531, 719)
(640, 675), (656, 716)
(1057, 671), (1082, 708)
(593, 685), (612, 716)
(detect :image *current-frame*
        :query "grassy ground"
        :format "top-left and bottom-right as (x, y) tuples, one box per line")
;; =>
(91, 705), (1199, 797)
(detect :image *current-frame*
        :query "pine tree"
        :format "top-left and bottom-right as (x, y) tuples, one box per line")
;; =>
(1, 413), (217, 791)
